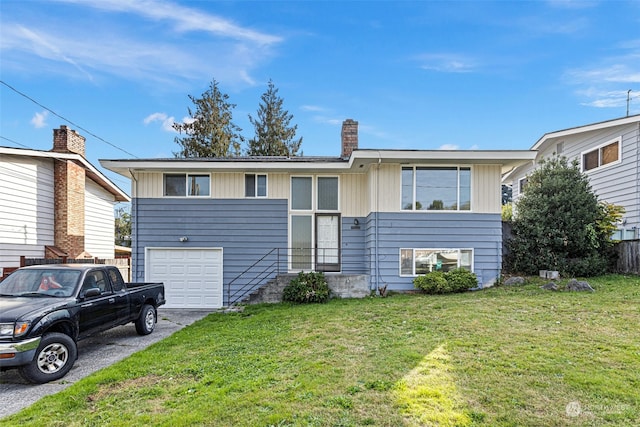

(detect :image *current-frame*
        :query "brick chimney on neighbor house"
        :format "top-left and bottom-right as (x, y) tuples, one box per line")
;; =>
(341, 119), (358, 159)
(51, 125), (88, 259)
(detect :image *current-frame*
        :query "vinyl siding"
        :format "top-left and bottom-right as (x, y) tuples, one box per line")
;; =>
(134, 165), (502, 215)
(511, 122), (640, 233)
(132, 198), (288, 305)
(85, 179), (117, 258)
(0, 155), (54, 268)
(341, 216), (368, 274)
(341, 174), (368, 217)
(365, 212), (502, 290)
(374, 163), (502, 213)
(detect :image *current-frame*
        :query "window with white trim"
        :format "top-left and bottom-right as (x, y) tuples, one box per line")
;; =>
(400, 248), (473, 276)
(519, 176), (529, 194)
(245, 174), (267, 197)
(164, 174), (210, 197)
(582, 138), (621, 172)
(401, 166), (471, 211)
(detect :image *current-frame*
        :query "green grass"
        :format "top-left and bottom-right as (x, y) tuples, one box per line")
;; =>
(2, 274), (639, 426)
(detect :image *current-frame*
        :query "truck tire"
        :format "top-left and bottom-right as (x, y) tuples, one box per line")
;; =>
(135, 304), (156, 335)
(18, 332), (77, 384)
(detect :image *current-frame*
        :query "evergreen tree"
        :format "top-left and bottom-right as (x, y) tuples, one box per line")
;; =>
(247, 79), (302, 157)
(506, 156), (619, 277)
(173, 79), (243, 158)
(114, 206), (131, 247)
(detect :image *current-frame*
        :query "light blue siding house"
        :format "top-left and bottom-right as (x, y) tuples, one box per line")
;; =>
(505, 114), (640, 241)
(101, 120), (535, 309)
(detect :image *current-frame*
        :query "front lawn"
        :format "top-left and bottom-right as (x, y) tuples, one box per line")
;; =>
(2, 275), (639, 426)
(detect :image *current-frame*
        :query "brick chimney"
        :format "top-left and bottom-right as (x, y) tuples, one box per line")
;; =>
(53, 125), (86, 157)
(52, 125), (87, 258)
(341, 119), (358, 159)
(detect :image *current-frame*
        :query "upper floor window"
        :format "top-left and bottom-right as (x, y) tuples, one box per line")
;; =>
(317, 177), (338, 210)
(401, 166), (471, 211)
(519, 176), (529, 194)
(291, 177), (312, 210)
(582, 138), (621, 172)
(164, 174), (210, 197)
(291, 176), (339, 211)
(245, 174), (267, 197)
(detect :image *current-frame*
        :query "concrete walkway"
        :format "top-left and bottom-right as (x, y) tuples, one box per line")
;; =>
(0, 309), (211, 419)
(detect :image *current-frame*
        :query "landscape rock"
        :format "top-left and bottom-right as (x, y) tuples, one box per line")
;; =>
(566, 279), (594, 292)
(503, 276), (525, 286)
(540, 282), (559, 291)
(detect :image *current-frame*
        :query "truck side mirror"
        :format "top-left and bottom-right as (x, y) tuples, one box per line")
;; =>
(83, 288), (101, 298)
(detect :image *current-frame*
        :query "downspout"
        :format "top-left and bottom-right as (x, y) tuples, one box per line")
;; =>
(129, 169), (138, 280)
(375, 151), (381, 292)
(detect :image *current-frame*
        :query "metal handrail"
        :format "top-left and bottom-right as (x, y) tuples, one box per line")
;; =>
(226, 247), (370, 306)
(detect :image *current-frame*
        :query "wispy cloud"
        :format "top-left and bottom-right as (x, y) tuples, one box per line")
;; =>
(301, 105), (327, 112)
(416, 53), (477, 73)
(545, 0), (599, 10)
(143, 112), (176, 132)
(30, 110), (49, 128)
(0, 0), (283, 87)
(55, 0), (282, 45)
(438, 144), (459, 150)
(565, 41), (640, 110)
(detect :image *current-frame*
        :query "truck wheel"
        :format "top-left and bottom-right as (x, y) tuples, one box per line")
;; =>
(18, 333), (77, 384)
(135, 304), (156, 335)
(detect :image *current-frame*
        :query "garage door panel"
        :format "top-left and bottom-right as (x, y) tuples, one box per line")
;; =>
(147, 248), (223, 309)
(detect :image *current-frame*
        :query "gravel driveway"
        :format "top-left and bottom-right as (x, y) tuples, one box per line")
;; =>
(0, 309), (212, 419)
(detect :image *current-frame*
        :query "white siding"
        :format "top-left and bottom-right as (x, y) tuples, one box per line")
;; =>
(0, 155), (54, 268)
(473, 165), (502, 213)
(341, 173), (368, 217)
(85, 180), (117, 258)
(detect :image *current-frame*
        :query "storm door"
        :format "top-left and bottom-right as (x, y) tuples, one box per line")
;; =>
(316, 214), (340, 272)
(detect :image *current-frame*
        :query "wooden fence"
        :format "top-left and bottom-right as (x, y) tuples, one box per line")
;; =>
(615, 240), (640, 275)
(18, 256), (131, 281)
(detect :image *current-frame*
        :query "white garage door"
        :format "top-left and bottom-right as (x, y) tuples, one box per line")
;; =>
(146, 248), (223, 309)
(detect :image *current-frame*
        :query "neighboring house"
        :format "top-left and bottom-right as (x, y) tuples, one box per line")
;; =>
(101, 119), (535, 309)
(0, 126), (130, 273)
(505, 114), (640, 240)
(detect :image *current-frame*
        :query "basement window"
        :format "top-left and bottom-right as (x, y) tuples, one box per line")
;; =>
(164, 174), (210, 197)
(400, 248), (473, 276)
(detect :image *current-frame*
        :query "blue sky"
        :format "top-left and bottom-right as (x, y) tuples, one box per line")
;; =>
(1, 0), (639, 192)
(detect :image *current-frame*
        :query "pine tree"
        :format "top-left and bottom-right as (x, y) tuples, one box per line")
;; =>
(173, 79), (243, 158)
(247, 79), (302, 157)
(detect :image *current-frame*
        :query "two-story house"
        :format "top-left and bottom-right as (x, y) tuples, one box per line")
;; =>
(506, 114), (640, 240)
(0, 126), (130, 275)
(101, 120), (535, 309)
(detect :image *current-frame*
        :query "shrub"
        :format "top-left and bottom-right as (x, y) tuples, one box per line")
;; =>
(506, 156), (621, 277)
(413, 269), (477, 294)
(444, 268), (478, 292)
(413, 271), (447, 294)
(282, 271), (330, 303)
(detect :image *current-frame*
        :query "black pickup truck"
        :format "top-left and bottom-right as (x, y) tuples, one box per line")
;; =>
(0, 264), (165, 384)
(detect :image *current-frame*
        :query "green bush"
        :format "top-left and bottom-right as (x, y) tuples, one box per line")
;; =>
(282, 271), (330, 303)
(444, 268), (478, 292)
(413, 269), (477, 294)
(413, 271), (447, 294)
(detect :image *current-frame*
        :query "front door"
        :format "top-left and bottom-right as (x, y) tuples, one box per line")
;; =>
(316, 214), (340, 272)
